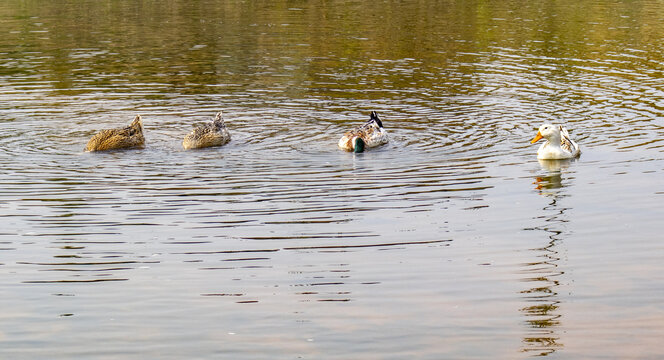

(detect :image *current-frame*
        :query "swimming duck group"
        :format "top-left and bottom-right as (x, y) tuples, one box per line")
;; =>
(85, 111), (581, 160)
(85, 111), (232, 152)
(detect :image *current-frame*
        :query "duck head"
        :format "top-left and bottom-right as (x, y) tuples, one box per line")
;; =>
(531, 123), (560, 144)
(353, 137), (365, 153)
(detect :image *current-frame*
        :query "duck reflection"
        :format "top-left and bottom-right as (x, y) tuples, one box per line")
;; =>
(521, 159), (576, 356)
(519, 230), (564, 356)
(533, 159), (572, 193)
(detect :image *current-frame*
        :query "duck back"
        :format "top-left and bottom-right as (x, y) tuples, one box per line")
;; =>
(559, 126), (581, 157)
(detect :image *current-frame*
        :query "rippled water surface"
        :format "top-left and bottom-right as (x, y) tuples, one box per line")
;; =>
(1, 1), (663, 359)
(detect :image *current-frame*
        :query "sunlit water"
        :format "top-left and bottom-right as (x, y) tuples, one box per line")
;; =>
(1, 1), (663, 359)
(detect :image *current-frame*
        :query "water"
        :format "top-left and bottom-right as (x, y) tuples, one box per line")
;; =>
(1, 0), (663, 358)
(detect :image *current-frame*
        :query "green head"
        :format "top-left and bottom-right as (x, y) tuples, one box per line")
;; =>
(353, 137), (365, 153)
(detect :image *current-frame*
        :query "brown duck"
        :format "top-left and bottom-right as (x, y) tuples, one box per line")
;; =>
(85, 115), (145, 152)
(182, 111), (231, 150)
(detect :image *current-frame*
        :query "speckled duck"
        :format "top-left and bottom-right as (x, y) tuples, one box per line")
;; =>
(182, 111), (231, 150)
(85, 115), (145, 152)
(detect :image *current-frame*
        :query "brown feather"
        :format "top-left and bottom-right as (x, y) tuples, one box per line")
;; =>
(85, 116), (145, 152)
(182, 112), (230, 150)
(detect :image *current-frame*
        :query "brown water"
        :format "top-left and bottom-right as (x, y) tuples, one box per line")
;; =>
(1, 1), (663, 359)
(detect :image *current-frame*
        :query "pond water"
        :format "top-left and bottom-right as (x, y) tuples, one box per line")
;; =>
(1, 0), (663, 358)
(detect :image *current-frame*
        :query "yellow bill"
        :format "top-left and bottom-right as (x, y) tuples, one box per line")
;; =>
(531, 131), (543, 144)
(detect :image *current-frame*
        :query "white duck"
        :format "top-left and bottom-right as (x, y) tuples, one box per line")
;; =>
(530, 123), (580, 160)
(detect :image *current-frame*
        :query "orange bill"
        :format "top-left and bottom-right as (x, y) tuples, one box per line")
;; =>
(530, 131), (543, 144)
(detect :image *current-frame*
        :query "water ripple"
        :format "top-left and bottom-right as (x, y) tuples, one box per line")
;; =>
(1, 1), (663, 358)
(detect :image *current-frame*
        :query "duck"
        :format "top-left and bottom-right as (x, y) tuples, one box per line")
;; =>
(338, 111), (388, 153)
(530, 123), (580, 159)
(85, 115), (145, 152)
(182, 111), (231, 150)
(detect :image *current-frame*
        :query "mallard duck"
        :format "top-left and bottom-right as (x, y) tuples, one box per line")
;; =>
(182, 111), (231, 150)
(85, 115), (145, 152)
(338, 111), (388, 153)
(530, 123), (580, 159)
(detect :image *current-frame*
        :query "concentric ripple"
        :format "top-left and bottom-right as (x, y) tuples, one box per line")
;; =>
(1, 0), (663, 359)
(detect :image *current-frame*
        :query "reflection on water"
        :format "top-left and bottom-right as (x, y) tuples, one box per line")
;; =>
(1, 0), (663, 358)
(533, 159), (574, 193)
(523, 162), (570, 355)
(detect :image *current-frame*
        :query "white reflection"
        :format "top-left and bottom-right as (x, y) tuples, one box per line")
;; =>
(522, 157), (579, 355)
(537, 158), (572, 172)
(533, 158), (575, 195)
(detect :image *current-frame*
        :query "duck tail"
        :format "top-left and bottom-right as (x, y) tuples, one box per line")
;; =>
(214, 111), (225, 127)
(131, 115), (143, 133)
(370, 111), (383, 128)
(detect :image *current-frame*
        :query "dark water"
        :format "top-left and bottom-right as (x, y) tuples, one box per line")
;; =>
(1, 1), (663, 358)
